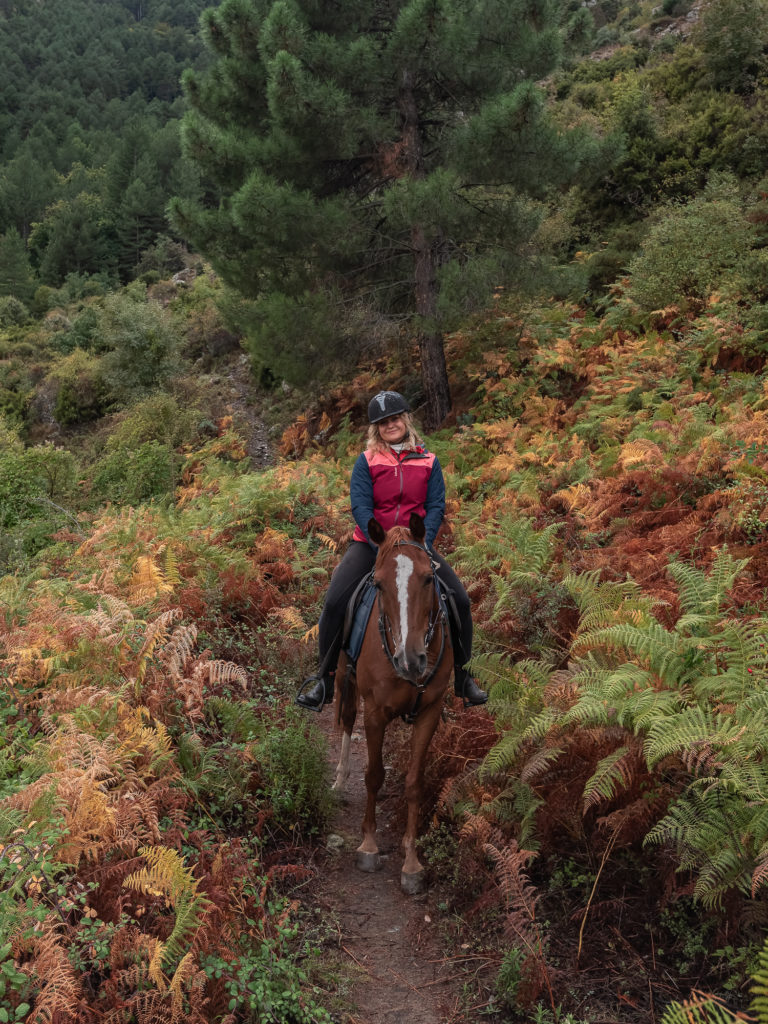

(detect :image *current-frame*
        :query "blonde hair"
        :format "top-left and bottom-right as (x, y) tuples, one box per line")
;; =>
(366, 411), (425, 453)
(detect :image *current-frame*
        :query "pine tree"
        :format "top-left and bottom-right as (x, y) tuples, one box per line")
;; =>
(172, 0), (611, 426)
(0, 227), (35, 302)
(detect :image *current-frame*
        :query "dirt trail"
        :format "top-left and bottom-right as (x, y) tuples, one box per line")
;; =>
(315, 717), (473, 1024)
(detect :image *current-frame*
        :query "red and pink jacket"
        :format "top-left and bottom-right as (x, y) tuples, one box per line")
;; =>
(350, 446), (445, 548)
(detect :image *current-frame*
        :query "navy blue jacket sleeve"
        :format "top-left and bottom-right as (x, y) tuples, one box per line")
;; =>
(349, 452), (376, 546)
(424, 457), (446, 547)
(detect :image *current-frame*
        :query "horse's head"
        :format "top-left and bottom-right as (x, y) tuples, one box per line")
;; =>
(368, 513), (436, 682)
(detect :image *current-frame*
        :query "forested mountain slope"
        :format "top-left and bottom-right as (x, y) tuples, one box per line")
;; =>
(0, 0), (215, 285)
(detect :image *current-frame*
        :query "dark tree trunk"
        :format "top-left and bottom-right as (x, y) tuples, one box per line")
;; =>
(399, 69), (452, 430)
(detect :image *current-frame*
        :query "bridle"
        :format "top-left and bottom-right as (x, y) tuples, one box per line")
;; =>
(376, 539), (448, 722)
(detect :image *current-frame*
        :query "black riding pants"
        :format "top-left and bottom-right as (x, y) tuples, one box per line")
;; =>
(317, 540), (473, 678)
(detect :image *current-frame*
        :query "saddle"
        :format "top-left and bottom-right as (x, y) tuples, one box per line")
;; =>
(342, 571), (462, 667)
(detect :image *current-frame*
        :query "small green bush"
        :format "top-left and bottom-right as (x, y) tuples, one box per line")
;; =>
(627, 174), (751, 311)
(0, 297), (29, 328)
(98, 289), (180, 405)
(0, 422), (79, 568)
(257, 713), (332, 836)
(91, 440), (176, 504)
(52, 305), (102, 355)
(46, 349), (107, 426)
(105, 394), (201, 453)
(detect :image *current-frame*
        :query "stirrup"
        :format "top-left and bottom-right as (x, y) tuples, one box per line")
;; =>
(295, 675), (327, 712)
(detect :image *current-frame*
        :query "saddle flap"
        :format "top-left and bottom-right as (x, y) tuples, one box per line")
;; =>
(434, 573), (463, 656)
(343, 575), (377, 663)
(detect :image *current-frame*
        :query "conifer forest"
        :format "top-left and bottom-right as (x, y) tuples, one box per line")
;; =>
(5, 0), (768, 1021)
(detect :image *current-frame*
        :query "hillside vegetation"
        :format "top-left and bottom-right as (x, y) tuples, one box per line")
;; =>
(4, 0), (768, 1022)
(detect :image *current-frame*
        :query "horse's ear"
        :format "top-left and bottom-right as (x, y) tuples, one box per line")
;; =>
(368, 518), (386, 545)
(409, 513), (426, 542)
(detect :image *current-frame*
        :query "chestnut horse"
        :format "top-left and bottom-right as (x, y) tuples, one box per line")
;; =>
(332, 513), (452, 893)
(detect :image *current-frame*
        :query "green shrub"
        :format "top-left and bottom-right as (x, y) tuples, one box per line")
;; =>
(52, 305), (102, 355)
(695, 0), (768, 91)
(0, 297), (29, 328)
(98, 289), (180, 405)
(223, 288), (341, 387)
(91, 440), (176, 504)
(105, 394), (201, 453)
(257, 713), (333, 836)
(627, 174), (752, 311)
(0, 422), (79, 567)
(46, 349), (107, 425)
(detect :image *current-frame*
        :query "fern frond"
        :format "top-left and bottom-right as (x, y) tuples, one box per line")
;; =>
(129, 555), (174, 603)
(148, 939), (168, 990)
(315, 533), (339, 553)
(302, 623), (320, 644)
(207, 698), (264, 742)
(668, 550), (749, 618)
(645, 789), (754, 907)
(618, 439), (665, 469)
(551, 483), (591, 512)
(123, 846), (211, 966)
(644, 708), (748, 769)
(460, 813), (493, 845)
(582, 746), (632, 813)
(163, 546), (181, 588)
(661, 990), (752, 1024)
(563, 571), (657, 635)
(268, 606), (307, 632)
(750, 933), (768, 1021)
(22, 925), (81, 1024)
(169, 952), (200, 1019)
(135, 608), (183, 683)
(480, 731), (524, 780)
(484, 840), (539, 920)
(519, 746), (563, 785)
(162, 623), (198, 678)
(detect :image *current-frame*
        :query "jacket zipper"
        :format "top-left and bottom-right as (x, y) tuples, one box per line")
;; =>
(394, 452), (404, 525)
(392, 449), (425, 525)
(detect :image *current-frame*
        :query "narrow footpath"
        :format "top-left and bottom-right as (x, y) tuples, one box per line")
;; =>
(315, 717), (485, 1024)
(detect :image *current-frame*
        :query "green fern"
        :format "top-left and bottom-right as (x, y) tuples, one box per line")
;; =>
(750, 932), (768, 1022)
(645, 789), (755, 907)
(480, 730), (527, 780)
(123, 845), (211, 966)
(582, 745), (632, 812)
(667, 549), (748, 619)
(455, 515), (559, 578)
(206, 696), (264, 743)
(644, 708), (752, 769)
(563, 570), (658, 635)
(661, 990), (752, 1024)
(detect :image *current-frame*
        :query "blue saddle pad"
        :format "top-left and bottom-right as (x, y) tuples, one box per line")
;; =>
(344, 578), (378, 662)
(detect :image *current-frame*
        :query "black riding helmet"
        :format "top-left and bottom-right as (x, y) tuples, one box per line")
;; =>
(368, 390), (411, 423)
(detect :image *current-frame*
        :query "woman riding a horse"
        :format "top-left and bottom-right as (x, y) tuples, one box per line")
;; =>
(296, 390), (487, 712)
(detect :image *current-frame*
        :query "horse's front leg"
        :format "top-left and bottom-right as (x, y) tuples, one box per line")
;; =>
(401, 698), (443, 893)
(356, 707), (387, 872)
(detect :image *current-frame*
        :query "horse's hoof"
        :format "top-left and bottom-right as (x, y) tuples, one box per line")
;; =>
(356, 850), (382, 872)
(401, 869), (426, 894)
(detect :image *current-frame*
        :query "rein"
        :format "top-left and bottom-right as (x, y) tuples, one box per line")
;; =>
(376, 539), (448, 723)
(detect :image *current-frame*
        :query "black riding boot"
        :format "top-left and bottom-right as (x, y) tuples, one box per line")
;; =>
(454, 671), (488, 707)
(295, 672), (335, 712)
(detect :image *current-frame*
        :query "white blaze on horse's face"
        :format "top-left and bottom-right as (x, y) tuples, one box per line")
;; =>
(394, 553), (413, 657)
